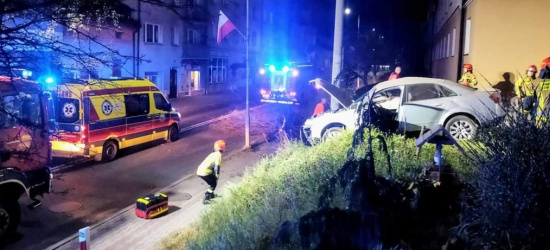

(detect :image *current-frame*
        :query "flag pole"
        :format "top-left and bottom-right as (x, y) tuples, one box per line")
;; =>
(244, 0), (250, 148)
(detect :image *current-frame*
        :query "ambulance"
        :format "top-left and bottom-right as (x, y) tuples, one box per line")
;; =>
(50, 78), (181, 162)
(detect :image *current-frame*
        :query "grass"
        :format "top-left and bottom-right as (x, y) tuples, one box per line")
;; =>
(162, 129), (472, 250)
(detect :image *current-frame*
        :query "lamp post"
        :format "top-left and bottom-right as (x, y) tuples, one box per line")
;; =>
(345, 8), (361, 89)
(330, 0), (344, 111)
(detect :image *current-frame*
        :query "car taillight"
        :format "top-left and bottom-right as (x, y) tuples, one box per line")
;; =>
(79, 125), (89, 144)
(490, 92), (501, 104)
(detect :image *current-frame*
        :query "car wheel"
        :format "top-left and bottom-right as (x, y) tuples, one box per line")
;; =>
(167, 124), (179, 143)
(0, 198), (20, 243)
(102, 140), (118, 162)
(445, 115), (477, 140)
(322, 127), (343, 142)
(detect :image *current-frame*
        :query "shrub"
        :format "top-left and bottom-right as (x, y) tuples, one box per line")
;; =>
(453, 114), (550, 249)
(163, 127), (471, 249)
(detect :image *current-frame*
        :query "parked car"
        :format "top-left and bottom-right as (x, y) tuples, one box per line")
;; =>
(302, 77), (504, 143)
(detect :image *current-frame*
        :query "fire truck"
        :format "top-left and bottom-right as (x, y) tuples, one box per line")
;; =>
(258, 62), (314, 105)
(0, 76), (53, 242)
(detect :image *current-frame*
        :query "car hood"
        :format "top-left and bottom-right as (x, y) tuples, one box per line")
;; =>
(309, 78), (353, 109)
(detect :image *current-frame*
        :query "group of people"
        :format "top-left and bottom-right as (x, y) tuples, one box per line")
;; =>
(513, 57), (550, 121)
(459, 57), (550, 122)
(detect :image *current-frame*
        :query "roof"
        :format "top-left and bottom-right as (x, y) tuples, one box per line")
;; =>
(0, 76), (41, 94)
(373, 77), (457, 91)
(50, 78), (158, 98)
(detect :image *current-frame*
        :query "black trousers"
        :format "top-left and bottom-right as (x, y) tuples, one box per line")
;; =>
(200, 174), (217, 193)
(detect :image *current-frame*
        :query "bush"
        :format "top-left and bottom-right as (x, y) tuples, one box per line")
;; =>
(453, 115), (550, 249)
(163, 128), (471, 250)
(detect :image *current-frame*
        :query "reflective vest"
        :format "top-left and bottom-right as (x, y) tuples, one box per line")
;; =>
(515, 76), (537, 98)
(197, 151), (222, 176)
(535, 78), (550, 121)
(459, 72), (478, 88)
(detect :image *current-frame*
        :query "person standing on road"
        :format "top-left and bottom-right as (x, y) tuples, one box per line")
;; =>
(459, 63), (478, 88)
(312, 98), (327, 117)
(388, 66), (401, 81)
(196, 140), (227, 204)
(515, 65), (538, 114)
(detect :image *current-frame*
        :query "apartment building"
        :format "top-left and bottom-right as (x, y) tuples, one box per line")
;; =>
(428, 0), (550, 91)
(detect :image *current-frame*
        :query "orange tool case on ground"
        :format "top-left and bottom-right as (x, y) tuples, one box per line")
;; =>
(135, 192), (169, 219)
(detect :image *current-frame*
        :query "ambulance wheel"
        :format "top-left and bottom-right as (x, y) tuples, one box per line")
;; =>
(167, 125), (179, 143)
(101, 140), (118, 162)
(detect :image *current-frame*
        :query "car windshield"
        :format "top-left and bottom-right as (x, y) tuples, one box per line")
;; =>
(0, 92), (43, 128)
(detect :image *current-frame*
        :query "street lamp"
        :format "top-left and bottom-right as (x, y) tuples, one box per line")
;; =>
(345, 8), (351, 15)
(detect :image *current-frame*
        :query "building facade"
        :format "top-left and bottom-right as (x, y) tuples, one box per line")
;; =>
(428, 0), (550, 91)
(180, 0), (262, 96)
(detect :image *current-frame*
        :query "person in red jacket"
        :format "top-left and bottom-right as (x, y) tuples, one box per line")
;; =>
(312, 98), (327, 116)
(388, 66), (401, 81)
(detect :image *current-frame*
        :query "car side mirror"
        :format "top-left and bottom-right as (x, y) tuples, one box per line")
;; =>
(167, 103), (173, 111)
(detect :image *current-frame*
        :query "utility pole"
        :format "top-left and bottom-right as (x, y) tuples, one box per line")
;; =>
(244, 0), (250, 148)
(330, 0), (344, 111)
(356, 15), (361, 89)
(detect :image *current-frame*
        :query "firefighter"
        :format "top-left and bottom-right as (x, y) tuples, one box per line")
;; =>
(514, 65), (538, 114)
(196, 140), (227, 204)
(535, 57), (550, 124)
(459, 63), (478, 88)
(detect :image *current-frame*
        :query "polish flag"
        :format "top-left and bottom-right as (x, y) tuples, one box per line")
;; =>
(217, 10), (236, 44)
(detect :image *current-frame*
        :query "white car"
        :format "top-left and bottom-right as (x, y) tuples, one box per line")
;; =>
(302, 77), (505, 143)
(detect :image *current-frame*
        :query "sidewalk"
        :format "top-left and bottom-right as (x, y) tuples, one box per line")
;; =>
(47, 139), (278, 250)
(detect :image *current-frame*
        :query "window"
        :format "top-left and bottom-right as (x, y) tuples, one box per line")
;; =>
(144, 72), (159, 85)
(172, 27), (179, 45)
(372, 88), (402, 111)
(447, 33), (451, 58)
(145, 23), (162, 43)
(112, 59), (122, 78)
(406, 84), (443, 102)
(1, 94), (43, 128)
(56, 98), (80, 123)
(154, 93), (170, 111)
(452, 28), (456, 57)
(464, 19), (471, 55)
(443, 37), (447, 58)
(208, 58), (228, 84)
(438, 85), (458, 97)
(187, 29), (196, 44)
(115, 31), (123, 39)
(124, 94), (150, 117)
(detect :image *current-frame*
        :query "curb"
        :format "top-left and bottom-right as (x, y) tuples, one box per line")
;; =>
(46, 135), (266, 250)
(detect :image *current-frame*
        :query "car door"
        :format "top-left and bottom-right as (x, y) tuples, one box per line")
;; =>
(151, 92), (171, 140)
(370, 87), (403, 132)
(124, 93), (153, 147)
(399, 83), (450, 132)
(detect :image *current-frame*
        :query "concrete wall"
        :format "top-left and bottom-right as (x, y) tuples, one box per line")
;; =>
(432, 7), (462, 82)
(430, 0), (550, 92)
(464, 0), (550, 90)
(128, 1), (183, 96)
